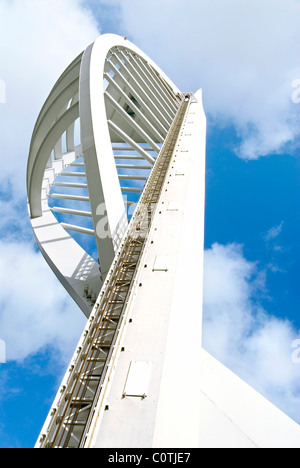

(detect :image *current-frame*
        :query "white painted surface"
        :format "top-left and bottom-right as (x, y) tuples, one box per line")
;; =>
(32, 35), (184, 447)
(30, 35), (300, 448)
(123, 361), (152, 398)
(167, 201), (180, 211)
(197, 348), (300, 448)
(31, 200), (101, 318)
(79, 34), (181, 273)
(89, 92), (207, 448)
(152, 91), (206, 448)
(152, 255), (170, 272)
(88, 91), (300, 449)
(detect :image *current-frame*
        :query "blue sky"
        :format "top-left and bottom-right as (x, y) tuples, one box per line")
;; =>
(0, 0), (300, 448)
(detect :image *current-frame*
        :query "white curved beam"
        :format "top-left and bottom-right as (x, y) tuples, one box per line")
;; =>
(27, 34), (182, 317)
(27, 53), (82, 190)
(29, 102), (79, 217)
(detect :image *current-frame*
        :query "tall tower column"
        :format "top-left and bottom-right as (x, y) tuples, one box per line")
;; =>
(86, 92), (206, 448)
(27, 34), (300, 449)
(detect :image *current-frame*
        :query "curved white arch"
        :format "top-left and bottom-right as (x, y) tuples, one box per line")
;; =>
(27, 34), (182, 317)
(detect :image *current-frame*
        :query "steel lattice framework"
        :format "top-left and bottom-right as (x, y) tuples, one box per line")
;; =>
(28, 34), (185, 448)
(27, 34), (181, 318)
(37, 97), (190, 449)
(28, 34), (300, 450)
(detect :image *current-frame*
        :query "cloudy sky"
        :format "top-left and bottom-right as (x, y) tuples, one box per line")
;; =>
(0, 0), (300, 448)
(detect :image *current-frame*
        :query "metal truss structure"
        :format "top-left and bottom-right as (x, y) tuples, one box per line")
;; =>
(36, 95), (189, 449)
(28, 34), (187, 447)
(27, 34), (181, 318)
(28, 34), (300, 449)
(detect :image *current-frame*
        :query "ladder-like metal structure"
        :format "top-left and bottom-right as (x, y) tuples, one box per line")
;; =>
(37, 95), (190, 449)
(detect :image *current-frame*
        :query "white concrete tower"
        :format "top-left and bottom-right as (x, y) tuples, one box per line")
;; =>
(28, 34), (300, 449)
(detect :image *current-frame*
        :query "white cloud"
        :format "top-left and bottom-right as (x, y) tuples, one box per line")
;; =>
(0, 0), (100, 362)
(0, 240), (85, 362)
(0, 0), (100, 201)
(264, 221), (284, 241)
(110, 0), (300, 159)
(203, 243), (300, 423)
